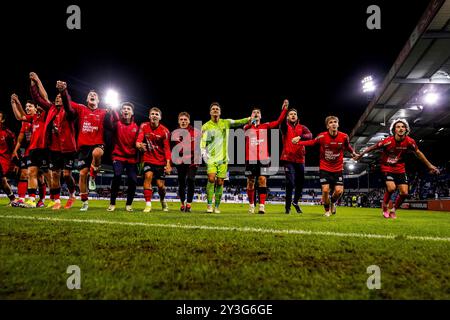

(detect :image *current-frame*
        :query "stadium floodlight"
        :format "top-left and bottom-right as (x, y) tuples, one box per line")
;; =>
(105, 89), (120, 109)
(423, 92), (439, 105)
(361, 75), (376, 93)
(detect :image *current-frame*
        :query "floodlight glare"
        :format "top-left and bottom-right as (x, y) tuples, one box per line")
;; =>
(105, 89), (120, 109)
(361, 75), (376, 93)
(423, 92), (439, 105)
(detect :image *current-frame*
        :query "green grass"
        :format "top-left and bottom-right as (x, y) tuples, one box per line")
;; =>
(0, 199), (449, 299)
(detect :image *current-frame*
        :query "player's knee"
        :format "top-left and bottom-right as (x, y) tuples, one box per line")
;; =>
(92, 148), (104, 158)
(258, 176), (266, 186)
(387, 187), (396, 193)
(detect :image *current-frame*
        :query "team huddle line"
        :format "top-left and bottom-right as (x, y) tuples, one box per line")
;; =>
(0, 72), (439, 217)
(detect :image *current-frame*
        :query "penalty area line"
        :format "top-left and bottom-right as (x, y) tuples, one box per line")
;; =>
(0, 214), (449, 242)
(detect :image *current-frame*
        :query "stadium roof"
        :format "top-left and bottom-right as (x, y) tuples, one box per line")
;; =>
(349, 0), (450, 173)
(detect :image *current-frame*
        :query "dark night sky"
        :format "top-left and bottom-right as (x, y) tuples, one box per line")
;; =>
(0, 0), (431, 143)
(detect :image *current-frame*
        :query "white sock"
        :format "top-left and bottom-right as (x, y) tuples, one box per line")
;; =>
(146, 201), (152, 206)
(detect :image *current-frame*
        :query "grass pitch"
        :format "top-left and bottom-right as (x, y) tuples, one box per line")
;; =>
(0, 199), (449, 299)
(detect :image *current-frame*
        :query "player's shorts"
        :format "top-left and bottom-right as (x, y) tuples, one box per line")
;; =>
(143, 163), (166, 180)
(19, 156), (29, 170)
(49, 151), (76, 171)
(77, 145), (104, 170)
(383, 172), (409, 185)
(27, 148), (49, 172)
(245, 161), (271, 177)
(319, 170), (344, 186)
(206, 162), (228, 179)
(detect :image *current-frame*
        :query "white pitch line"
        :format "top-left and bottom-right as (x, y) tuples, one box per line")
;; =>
(1, 214), (450, 243)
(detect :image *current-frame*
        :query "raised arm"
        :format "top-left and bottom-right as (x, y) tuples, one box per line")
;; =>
(10, 94), (27, 121)
(267, 99), (289, 129)
(56, 81), (77, 120)
(30, 72), (52, 109)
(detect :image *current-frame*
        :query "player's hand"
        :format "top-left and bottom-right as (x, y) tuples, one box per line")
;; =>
(11, 93), (19, 104)
(29, 72), (40, 83)
(429, 166), (440, 175)
(351, 152), (360, 160)
(11, 151), (19, 160)
(291, 136), (301, 144)
(201, 149), (208, 163)
(164, 163), (172, 174)
(282, 99), (289, 110)
(56, 80), (67, 92)
(136, 142), (146, 152)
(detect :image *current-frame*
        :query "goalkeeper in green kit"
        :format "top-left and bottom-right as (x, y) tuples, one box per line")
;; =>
(201, 102), (251, 213)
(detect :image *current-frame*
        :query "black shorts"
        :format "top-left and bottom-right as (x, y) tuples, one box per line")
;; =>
(27, 149), (49, 171)
(77, 145), (104, 170)
(245, 161), (271, 177)
(319, 170), (344, 186)
(49, 151), (76, 171)
(19, 156), (29, 170)
(143, 163), (166, 180)
(384, 172), (409, 185)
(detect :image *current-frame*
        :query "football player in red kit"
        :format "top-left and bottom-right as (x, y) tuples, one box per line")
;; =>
(0, 111), (17, 205)
(11, 94), (50, 208)
(354, 119), (439, 219)
(171, 112), (201, 212)
(10, 103), (34, 207)
(296, 116), (357, 216)
(280, 107), (313, 214)
(136, 107), (172, 213)
(60, 81), (109, 211)
(244, 99), (288, 214)
(107, 102), (139, 212)
(30, 74), (78, 210)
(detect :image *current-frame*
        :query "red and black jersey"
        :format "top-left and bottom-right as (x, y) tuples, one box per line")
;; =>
(24, 111), (47, 151)
(61, 90), (108, 148)
(171, 125), (202, 165)
(137, 122), (171, 165)
(244, 108), (288, 162)
(374, 135), (418, 174)
(30, 85), (77, 153)
(0, 124), (15, 157)
(19, 122), (32, 156)
(300, 131), (354, 172)
(110, 111), (139, 164)
(280, 120), (312, 164)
